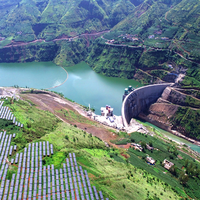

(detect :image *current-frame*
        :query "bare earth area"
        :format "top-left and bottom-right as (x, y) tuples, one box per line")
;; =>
(0, 87), (148, 147)
(20, 91), (118, 143)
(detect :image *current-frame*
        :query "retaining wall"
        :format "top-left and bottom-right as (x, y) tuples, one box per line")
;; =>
(121, 83), (172, 127)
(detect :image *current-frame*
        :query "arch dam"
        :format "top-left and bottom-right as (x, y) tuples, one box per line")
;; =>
(121, 83), (173, 127)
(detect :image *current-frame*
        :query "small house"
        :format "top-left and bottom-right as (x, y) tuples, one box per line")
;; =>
(131, 143), (143, 152)
(163, 159), (174, 170)
(146, 144), (154, 151)
(146, 157), (156, 165)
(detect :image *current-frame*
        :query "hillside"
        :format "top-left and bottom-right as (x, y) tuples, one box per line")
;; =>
(86, 0), (200, 140)
(0, 0), (135, 43)
(0, 89), (181, 200)
(88, 0), (200, 82)
(1, 88), (200, 199)
(139, 86), (200, 141)
(0, 1), (200, 141)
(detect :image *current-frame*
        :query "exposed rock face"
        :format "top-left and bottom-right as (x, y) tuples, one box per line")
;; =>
(139, 100), (179, 131)
(140, 86), (200, 140)
(161, 87), (187, 106)
(139, 87), (182, 130)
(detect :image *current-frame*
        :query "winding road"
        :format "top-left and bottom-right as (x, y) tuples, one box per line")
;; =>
(2, 30), (110, 49)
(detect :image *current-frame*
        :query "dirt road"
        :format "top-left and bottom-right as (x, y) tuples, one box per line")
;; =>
(21, 91), (118, 143)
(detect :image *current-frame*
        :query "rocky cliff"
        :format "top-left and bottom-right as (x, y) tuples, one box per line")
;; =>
(140, 86), (200, 140)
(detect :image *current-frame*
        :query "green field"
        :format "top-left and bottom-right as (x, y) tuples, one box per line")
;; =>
(112, 132), (200, 199)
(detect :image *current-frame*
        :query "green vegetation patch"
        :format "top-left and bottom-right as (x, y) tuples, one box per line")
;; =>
(3, 98), (60, 146)
(171, 107), (200, 139)
(149, 69), (169, 80)
(40, 122), (180, 199)
(112, 131), (200, 198)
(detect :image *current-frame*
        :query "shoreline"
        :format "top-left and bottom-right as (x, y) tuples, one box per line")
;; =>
(1, 86), (200, 150)
(138, 114), (200, 147)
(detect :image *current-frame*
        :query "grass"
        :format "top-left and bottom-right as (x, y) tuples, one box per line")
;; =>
(0, 98), (60, 153)
(55, 109), (98, 126)
(4, 98), (60, 139)
(0, 97), (192, 199)
(111, 131), (200, 198)
(39, 122), (181, 199)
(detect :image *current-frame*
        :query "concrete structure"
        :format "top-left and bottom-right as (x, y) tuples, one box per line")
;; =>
(146, 157), (156, 165)
(121, 83), (172, 127)
(101, 106), (113, 116)
(163, 159), (174, 170)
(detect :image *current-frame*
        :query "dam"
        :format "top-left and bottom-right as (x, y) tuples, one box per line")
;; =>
(121, 83), (172, 127)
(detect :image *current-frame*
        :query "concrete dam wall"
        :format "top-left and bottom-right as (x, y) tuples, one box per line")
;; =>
(121, 83), (172, 127)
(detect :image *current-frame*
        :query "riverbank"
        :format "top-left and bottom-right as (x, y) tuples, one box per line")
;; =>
(139, 113), (200, 147)
(2, 86), (200, 156)
(0, 87), (162, 140)
(0, 61), (143, 116)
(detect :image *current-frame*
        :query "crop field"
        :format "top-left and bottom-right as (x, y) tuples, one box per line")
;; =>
(112, 132), (200, 199)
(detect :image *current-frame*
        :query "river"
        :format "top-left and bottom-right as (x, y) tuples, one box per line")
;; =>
(141, 121), (200, 153)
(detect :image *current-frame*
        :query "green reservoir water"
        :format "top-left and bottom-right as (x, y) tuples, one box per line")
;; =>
(0, 62), (67, 89)
(53, 62), (142, 115)
(0, 61), (142, 115)
(1, 61), (200, 153)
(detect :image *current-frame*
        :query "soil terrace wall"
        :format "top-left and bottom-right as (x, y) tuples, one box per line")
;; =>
(121, 83), (172, 127)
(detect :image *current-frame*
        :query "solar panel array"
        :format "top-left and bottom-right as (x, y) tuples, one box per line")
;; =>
(0, 100), (23, 127)
(0, 100), (109, 200)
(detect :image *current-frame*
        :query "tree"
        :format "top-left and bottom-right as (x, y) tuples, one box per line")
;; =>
(141, 141), (146, 149)
(149, 141), (153, 147)
(179, 171), (189, 185)
(186, 162), (195, 176)
(10, 98), (13, 104)
(169, 166), (179, 177)
(167, 146), (170, 152)
(173, 148), (178, 156)
(27, 121), (31, 128)
(184, 159), (189, 167)
(169, 154), (174, 159)
(65, 135), (69, 140)
(131, 138), (135, 142)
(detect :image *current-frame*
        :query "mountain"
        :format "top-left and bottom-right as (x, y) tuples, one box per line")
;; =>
(1, 1), (200, 198)
(86, 0), (200, 140)
(87, 0), (200, 85)
(0, 0), (135, 42)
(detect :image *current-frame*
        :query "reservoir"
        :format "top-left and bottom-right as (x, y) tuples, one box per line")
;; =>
(0, 62), (67, 89)
(1, 61), (200, 153)
(0, 61), (142, 115)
